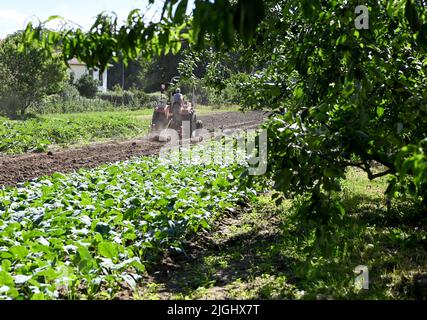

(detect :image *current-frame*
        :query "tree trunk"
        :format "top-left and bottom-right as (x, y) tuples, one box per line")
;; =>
(20, 102), (29, 119)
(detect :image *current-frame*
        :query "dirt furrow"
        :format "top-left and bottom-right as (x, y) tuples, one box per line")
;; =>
(0, 111), (267, 187)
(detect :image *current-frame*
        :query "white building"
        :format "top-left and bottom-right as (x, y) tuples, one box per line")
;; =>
(68, 58), (108, 92)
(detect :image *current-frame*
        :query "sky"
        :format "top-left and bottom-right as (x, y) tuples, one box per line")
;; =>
(0, 0), (191, 38)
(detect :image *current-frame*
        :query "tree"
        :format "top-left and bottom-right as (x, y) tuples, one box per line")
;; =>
(23, 0), (427, 214)
(237, 0), (427, 215)
(107, 58), (147, 91)
(237, 1), (425, 212)
(0, 32), (67, 117)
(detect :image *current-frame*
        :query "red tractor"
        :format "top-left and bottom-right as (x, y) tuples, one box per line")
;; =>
(151, 82), (202, 140)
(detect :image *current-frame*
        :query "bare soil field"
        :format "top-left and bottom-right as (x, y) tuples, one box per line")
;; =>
(0, 111), (267, 187)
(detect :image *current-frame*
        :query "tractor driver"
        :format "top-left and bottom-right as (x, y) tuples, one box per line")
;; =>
(173, 88), (183, 106)
(172, 88), (183, 124)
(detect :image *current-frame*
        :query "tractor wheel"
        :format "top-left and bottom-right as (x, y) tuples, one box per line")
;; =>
(152, 112), (167, 130)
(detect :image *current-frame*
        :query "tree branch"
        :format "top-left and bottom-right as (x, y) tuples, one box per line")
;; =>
(366, 169), (394, 180)
(341, 161), (394, 180)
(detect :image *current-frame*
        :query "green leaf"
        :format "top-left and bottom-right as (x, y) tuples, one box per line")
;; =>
(9, 246), (29, 259)
(31, 292), (46, 300)
(294, 86), (304, 99)
(174, 0), (188, 24)
(77, 245), (93, 262)
(376, 107), (385, 117)
(95, 222), (110, 235)
(0, 271), (14, 286)
(1, 260), (11, 272)
(35, 267), (57, 281)
(98, 241), (119, 259)
(130, 260), (146, 272)
(104, 198), (115, 208)
(44, 15), (62, 23)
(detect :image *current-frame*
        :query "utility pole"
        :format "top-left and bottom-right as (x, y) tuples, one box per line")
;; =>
(121, 62), (125, 89)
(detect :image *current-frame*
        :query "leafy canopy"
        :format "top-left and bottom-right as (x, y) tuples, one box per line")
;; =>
(22, 0), (265, 70)
(231, 0), (427, 208)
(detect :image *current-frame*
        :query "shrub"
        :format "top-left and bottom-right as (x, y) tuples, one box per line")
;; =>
(32, 96), (117, 114)
(98, 91), (135, 106)
(59, 83), (80, 101)
(75, 74), (99, 98)
(98, 90), (158, 109)
(133, 91), (159, 108)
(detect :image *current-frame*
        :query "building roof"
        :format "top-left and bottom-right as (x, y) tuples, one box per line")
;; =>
(68, 58), (86, 66)
(67, 58), (111, 70)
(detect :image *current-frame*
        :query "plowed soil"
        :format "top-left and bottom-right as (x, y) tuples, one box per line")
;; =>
(0, 111), (267, 187)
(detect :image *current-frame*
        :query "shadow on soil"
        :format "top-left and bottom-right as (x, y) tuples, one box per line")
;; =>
(140, 208), (301, 299)
(133, 191), (426, 300)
